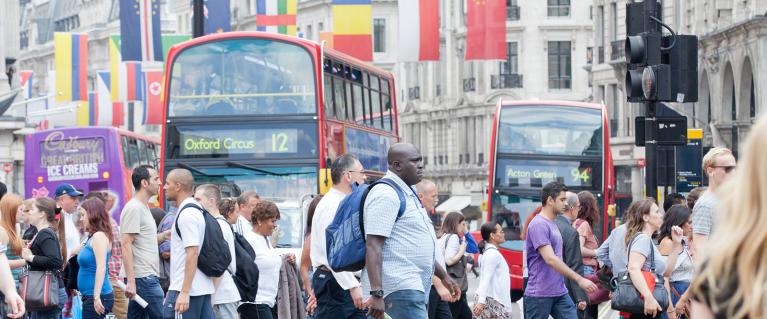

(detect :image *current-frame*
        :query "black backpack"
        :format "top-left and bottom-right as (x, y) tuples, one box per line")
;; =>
(226, 223), (260, 302)
(174, 203), (232, 277)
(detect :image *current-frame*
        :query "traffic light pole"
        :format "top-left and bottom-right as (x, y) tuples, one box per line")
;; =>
(643, 0), (659, 200)
(192, 0), (205, 38)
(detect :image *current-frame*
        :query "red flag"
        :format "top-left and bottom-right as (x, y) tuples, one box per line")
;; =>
(466, 0), (506, 60)
(142, 70), (163, 125)
(113, 102), (124, 126)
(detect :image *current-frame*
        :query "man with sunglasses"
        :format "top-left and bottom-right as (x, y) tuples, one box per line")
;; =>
(692, 147), (736, 258)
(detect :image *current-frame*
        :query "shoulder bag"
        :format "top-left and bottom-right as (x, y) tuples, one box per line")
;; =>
(444, 234), (468, 292)
(20, 228), (61, 311)
(610, 234), (669, 314)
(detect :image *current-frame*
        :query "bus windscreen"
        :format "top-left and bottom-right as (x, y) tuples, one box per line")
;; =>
(168, 38), (317, 117)
(497, 105), (602, 156)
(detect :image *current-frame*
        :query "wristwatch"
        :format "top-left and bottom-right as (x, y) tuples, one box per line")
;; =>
(370, 289), (384, 298)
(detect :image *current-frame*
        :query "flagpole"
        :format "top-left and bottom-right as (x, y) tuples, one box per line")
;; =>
(193, 0), (204, 38)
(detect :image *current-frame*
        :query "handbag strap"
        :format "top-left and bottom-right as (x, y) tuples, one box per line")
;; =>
(626, 233), (657, 272)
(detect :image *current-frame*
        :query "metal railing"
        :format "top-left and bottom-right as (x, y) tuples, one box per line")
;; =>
(508, 6), (521, 21)
(491, 74), (523, 89)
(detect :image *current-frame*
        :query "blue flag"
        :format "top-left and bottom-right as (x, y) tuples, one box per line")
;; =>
(120, 0), (164, 61)
(190, 0), (231, 35)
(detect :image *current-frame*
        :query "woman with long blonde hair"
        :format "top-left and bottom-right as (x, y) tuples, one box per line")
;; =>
(691, 115), (767, 318)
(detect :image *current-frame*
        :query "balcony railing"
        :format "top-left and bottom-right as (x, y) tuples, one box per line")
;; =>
(610, 39), (625, 62)
(507, 5), (521, 21)
(463, 78), (476, 92)
(491, 74), (523, 89)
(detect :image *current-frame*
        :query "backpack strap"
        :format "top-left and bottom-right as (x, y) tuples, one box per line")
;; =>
(359, 178), (408, 241)
(174, 202), (206, 240)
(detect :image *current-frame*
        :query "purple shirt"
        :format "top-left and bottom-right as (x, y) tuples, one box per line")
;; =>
(524, 214), (568, 297)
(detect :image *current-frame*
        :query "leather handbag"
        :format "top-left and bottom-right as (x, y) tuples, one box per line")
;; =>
(610, 234), (669, 314)
(20, 268), (61, 311)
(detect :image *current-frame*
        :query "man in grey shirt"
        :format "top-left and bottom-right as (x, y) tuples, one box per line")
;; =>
(691, 147), (736, 258)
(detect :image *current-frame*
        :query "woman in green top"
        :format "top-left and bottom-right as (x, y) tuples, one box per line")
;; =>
(0, 194), (25, 286)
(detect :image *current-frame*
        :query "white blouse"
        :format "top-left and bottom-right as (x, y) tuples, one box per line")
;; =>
(476, 243), (512, 312)
(244, 231), (282, 307)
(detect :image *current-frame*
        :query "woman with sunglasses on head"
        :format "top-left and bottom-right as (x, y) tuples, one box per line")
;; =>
(472, 222), (512, 318)
(21, 197), (69, 319)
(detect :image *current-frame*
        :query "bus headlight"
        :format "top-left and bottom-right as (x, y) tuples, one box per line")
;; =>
(37, 176), (43, 183)
(103, 172), (110, 179)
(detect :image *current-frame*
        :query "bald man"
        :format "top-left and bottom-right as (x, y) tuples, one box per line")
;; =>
(162, 169), (215, 319)
(363, 143), (460, 319)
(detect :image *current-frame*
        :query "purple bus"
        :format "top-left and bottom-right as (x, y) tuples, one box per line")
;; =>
(25, 127), (160, 223)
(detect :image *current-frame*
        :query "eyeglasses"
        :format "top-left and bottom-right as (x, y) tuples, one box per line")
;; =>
(712, 165), (736, 173)
(346, 170), (365, 175)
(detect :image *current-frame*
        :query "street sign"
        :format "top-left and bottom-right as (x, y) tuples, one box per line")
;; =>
(3, 163), (12, 173)
(676, 129), (703, 194)
(634, 116), (688, 146)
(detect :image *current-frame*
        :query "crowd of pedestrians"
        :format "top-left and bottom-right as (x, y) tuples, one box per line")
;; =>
(2, 116), (766, 319)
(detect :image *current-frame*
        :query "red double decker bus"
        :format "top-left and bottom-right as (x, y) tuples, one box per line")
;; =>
(159, 32), (399, 252)
(485, 100), (615, 300)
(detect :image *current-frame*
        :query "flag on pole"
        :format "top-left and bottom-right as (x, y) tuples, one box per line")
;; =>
(96, 71), (114, 126)
(54, 33), (88, 102)
(120, 0), (163, 61)
(20, 70), (33, 99)
(465, 0), (506, 60)
(191, 0), (232, 35)
(85, 92), (99, 126)
(113, 102), (125, 127)
(256, 0), (297, 35)
(332, 0), (372, 61)
(319, 32), (334, 48)
(162, 34), (192, 59)
(398, 0), (439, 61)
(142, 69), (163, 125)
(125, 62), (143, 102)
(109, 35), (126, 102)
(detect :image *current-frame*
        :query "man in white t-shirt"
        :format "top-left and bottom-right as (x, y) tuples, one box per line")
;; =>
(54, 183), (83, 258)
(121, 165), (168, 319)
(162, 169), (215, 319)
(193, 184), (239, 319)
(310, 154), (367, 318)
(233, 191), (259, 236)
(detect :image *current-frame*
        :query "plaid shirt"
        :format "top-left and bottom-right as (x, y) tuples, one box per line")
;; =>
(109, 218), (123, 281)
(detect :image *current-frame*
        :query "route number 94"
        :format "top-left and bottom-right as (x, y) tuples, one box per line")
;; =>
(571, 168), (591, 183)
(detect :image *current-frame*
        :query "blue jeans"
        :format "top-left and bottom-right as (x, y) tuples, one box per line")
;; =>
(671, 281), (690, 306)
(30, 288), (67, 319)
(162, 291), (214, 319)
(129, 276), (166, 319)
(383, 290), (428, 319)
(82, 293), (115, 319)
(524, 294), (578, 319)
(311, 269), (367, 319)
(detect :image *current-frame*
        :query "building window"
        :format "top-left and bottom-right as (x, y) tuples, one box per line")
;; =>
(610, 84), (619, 137)
(507, 0), (520, 21)
(306, 25), (313, 40)
(500, 42), (518, 75)
(373, 18), (386, 53)
(597, 5), (604, 64)
(548, 41), (571, 89)
(547, 0), (570, 17)
(318, 22), (324, 32)
(610, 2), (618, 41)
(750, 78), (756, 118)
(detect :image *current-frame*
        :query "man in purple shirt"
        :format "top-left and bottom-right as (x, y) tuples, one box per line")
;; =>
(524, 181), (597, 318)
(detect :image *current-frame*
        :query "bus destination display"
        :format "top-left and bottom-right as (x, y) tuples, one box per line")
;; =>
(496, 158), (601, 189)
(179, 128), (299, 156)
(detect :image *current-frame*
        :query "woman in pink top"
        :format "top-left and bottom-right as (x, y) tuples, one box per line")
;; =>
(574, 191), (599, 275)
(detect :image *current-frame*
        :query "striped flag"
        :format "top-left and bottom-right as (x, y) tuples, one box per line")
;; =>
(109, 35), (126, 102)
(256, 0), (297, 35)
(332, 0), (372, 61)
(120, 0), (163, 61)
(113, 102), (125, 127)
(19, 70), (33, 99)
(83, 92), (99, 126)
(142, 69), (163, 125)
(398, 0), (439, 61)
(466, 0), (507, 60)
(125, 62), (143, 102)
(54, 33), (88, 102)
(96, 71), (114, 126)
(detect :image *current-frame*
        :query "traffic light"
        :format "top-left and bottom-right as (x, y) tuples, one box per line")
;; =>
(624, 3), (698, 103)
